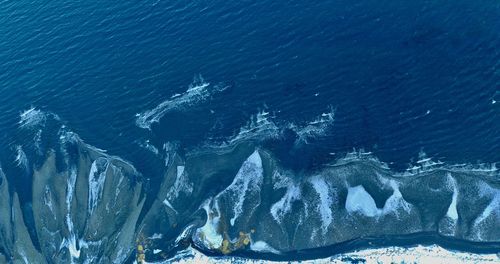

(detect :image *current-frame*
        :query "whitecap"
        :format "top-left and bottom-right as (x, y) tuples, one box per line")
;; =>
(226, 111), (281, 146)
(14, 145), (28, 171)
(290, 106), (335, 145)
(136, 75), (228, 130)
(19, 107), (47, 129)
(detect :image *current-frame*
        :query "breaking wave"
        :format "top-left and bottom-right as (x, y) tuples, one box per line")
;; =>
(135, 75), (229, 130)
(199, 106), (336, 152)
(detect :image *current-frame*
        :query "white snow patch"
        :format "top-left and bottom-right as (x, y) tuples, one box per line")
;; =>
(346, 182), (411, 218)
(88, 159), (109, 215)
(446, 173), (459, 221)
(382, 180), (411, 216)
(250, 241), (281, 254)
(270, 183), (301, 224)
(197, 200), (223, 249)
(346, 185), (378, 217)
(163, 199), (178, 214)
(472, 182), (500, 239)
(166, 165), (193, 202)
(308, 175), (334, 234)
(216, 150), (263, 226)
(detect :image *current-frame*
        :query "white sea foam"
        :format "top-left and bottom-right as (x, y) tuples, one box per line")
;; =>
(19, 107), (47, 128)
(14, 145), (28, 171)
(290, 106), (335, 145)
(138, 139), (160, 155)
(333, 149), (390, 169)
(401, 151), (444, 175)
(149, 233), (163, 240)
(175, 224), (195, 244)
(332, 149), (499, 180)
(59, 129), (140, 175)
(216, 150), (263, 226)
(203, 107), (336, 150)
(136, 75), (228, 130)
(308, 175), (334, 234)
(226, 111), (281, 146)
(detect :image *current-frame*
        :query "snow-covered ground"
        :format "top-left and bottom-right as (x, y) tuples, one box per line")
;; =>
(161, 245), (499, 264)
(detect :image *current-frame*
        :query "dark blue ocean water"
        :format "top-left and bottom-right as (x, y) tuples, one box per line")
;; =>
(0, 0), (499, 174)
